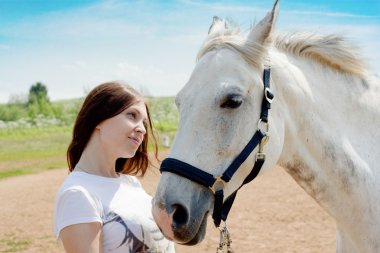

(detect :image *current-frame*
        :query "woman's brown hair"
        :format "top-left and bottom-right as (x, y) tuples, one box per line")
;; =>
(67, 82), (158, 176)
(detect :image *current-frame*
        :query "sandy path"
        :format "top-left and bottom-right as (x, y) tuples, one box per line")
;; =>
(0, 162), (336, 252)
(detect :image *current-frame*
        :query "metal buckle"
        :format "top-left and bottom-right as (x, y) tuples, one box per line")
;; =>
(256, 152), (266, 161)
(264, 87), (274, 104)
(210, 177), (226, 194)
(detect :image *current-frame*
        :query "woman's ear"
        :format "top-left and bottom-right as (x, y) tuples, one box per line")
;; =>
(95, 120), (104, 130)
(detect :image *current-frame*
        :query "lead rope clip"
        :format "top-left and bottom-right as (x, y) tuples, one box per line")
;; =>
(216, 222), (234, 253)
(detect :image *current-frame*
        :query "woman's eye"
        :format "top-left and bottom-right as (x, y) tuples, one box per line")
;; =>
(127, 112), (136, 119)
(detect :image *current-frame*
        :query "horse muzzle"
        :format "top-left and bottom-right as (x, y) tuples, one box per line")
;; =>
(152, 175), (212, 245)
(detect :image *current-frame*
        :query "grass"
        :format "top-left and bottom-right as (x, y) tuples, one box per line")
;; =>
(0, 126), (71, 179)
(0, 233), (31, 253)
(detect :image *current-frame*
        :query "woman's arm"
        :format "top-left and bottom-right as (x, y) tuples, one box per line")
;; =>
(60, 222), (103, 253)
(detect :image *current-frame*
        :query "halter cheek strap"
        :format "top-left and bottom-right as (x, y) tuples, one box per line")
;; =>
(160, 68), (273, 227)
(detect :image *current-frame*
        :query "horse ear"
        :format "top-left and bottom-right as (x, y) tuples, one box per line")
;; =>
(247, 0), (279, 45)
(208, 16), (227, 36)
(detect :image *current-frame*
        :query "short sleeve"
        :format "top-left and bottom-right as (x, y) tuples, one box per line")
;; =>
(54, 187), (103, 239)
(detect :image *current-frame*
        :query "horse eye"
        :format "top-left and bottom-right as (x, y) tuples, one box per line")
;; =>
(220, 95), (243, 109)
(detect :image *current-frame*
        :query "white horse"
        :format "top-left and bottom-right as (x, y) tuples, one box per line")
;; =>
(152, 1), (380, 252)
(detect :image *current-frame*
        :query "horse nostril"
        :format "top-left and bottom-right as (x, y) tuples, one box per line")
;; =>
(172, 204), (189, 227)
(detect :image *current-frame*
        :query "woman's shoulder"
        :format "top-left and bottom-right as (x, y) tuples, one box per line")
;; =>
(55, 172), (104, 213)
(59, 171), (88, 186)
(56, 172), (90, 196)
(57, 171), (105, 198)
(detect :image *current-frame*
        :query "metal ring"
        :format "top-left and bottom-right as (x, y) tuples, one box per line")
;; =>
(257, 119), (269, 135)
(265, 87), (274, 103)
(210, 177), (226, 194)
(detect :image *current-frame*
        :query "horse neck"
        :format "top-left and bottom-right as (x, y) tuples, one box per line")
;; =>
(270, 51), (380, 249)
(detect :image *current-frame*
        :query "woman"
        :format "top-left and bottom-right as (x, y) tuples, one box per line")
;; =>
(54, 82), (175, 253)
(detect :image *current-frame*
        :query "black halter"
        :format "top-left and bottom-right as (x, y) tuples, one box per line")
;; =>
(160, 68), (274, 227)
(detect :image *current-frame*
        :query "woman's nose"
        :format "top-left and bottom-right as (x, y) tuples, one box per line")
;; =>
(136, 121), (146, 135)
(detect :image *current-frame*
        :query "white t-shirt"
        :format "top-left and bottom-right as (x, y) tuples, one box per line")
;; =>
(54, 171), (175, 253)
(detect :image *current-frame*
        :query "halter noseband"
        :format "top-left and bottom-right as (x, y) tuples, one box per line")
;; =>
(160, 68), (274, 227)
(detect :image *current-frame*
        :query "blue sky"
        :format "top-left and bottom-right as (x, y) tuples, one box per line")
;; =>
(0, 0), (379, 103)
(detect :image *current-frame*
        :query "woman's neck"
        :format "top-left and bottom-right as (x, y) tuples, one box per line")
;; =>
(74, 132), (119, 178)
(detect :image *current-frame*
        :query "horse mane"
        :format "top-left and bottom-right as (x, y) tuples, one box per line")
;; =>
(197, 25), (367, 76)
(274, 32), (366, 75)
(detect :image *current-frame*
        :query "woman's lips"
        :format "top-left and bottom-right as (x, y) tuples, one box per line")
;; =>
(128, 136), (141, 146)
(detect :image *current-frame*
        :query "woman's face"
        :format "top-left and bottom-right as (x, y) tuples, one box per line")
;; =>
(97, 101), (148, 159)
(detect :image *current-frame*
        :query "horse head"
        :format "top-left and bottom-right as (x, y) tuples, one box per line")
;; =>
(152, 0), (285, 245)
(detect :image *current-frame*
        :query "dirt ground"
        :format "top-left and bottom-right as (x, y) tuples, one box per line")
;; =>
(0, 153), (336, 253)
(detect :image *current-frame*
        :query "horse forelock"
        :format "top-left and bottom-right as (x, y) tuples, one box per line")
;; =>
(196, 27), (268, 69)
(274, 32), (367, 76)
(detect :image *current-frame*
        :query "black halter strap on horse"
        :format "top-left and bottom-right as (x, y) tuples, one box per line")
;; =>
(160, 68), (274, 227)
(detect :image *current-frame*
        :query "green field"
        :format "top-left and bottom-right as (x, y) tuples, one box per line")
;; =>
(0, 97), (178, 179)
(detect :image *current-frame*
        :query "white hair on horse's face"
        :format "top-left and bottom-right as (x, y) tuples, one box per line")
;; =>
(174, 47), (264, 166)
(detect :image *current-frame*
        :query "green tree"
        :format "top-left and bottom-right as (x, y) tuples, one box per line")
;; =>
(27, 82), (54, 117)
(28, 82), (49, 104)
